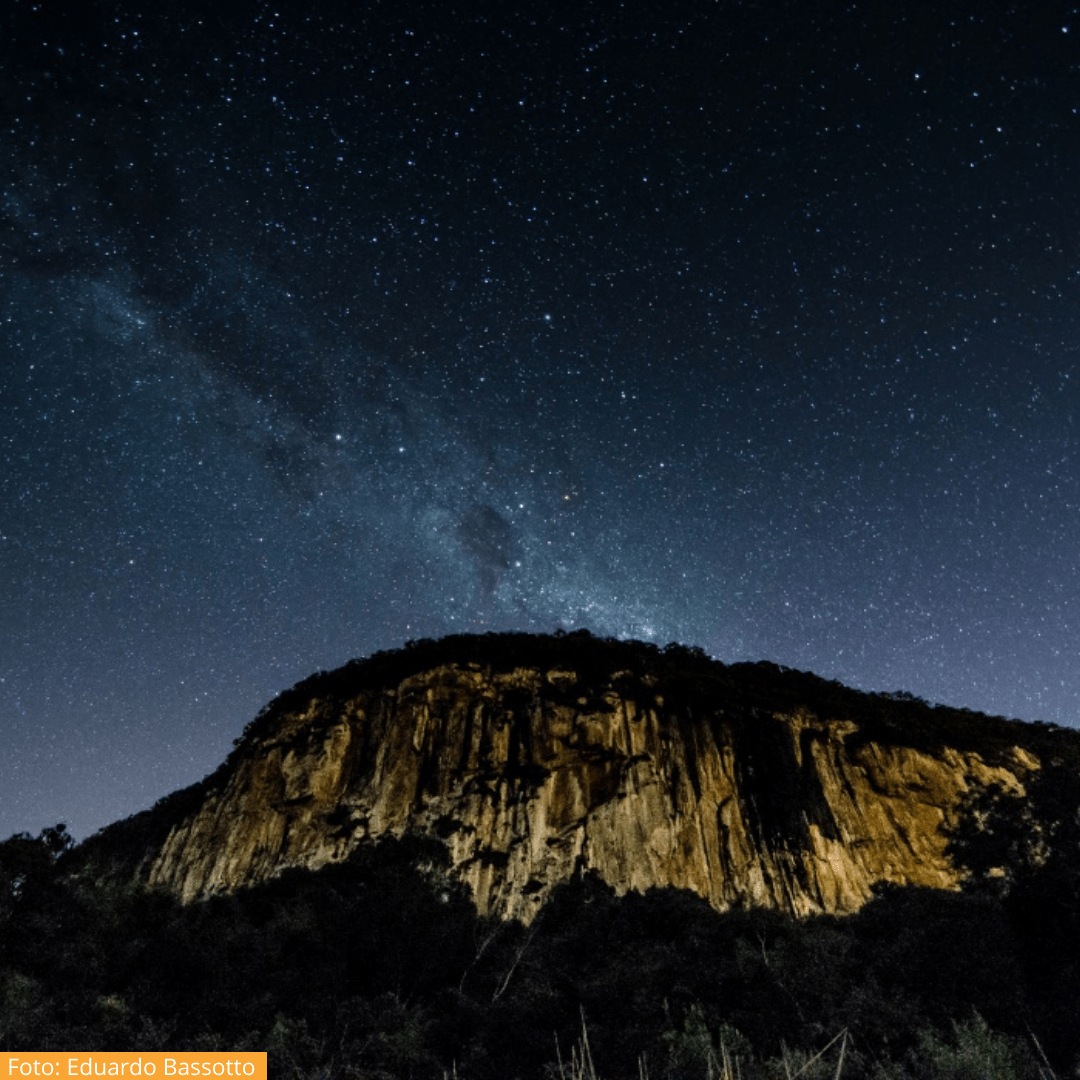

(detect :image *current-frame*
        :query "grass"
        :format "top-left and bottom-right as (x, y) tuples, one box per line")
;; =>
(550, 1016), (851, 1080)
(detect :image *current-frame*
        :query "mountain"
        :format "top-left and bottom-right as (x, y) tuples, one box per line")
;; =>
(82, 631), (1079, 921)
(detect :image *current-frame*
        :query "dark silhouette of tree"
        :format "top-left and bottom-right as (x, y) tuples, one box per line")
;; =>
(949, 759), (1080, 1067)
(0, 824), (73, 917)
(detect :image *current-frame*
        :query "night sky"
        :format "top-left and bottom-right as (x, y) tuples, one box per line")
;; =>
(3, 0), (1080, 841)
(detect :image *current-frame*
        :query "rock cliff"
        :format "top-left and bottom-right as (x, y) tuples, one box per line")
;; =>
(118, 633), (1076, 921)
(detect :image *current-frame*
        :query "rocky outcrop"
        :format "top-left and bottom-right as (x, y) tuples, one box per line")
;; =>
(133, 634), (1073, 922)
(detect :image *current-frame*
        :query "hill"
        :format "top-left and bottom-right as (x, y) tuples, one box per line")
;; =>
(77, 631), (1079, 921)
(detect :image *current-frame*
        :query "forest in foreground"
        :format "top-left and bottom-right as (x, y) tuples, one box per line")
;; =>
(2, 756), (1080, 1080)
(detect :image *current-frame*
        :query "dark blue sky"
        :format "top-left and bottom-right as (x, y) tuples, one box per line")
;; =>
(3, 0), (1079, 841)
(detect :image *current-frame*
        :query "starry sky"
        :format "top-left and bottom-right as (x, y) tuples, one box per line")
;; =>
(2, 0), (1079, 841)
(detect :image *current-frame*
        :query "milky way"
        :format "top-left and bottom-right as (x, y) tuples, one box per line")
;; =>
(3, 0), (1079, 839)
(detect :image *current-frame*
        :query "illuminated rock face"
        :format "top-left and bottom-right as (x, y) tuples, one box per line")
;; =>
(143, 642), (1046, 922)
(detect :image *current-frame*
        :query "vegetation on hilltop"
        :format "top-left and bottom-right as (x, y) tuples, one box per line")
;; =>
(231, 629), (1074, 765)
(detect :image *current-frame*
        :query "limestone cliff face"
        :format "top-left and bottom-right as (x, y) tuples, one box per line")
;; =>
(137, 635), (1063, 921)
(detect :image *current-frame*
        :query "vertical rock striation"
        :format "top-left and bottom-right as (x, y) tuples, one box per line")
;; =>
(137, 635), (1061, 921)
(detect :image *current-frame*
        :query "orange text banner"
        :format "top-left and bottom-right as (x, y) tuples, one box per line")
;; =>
(6, 1055), (266, 1079)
